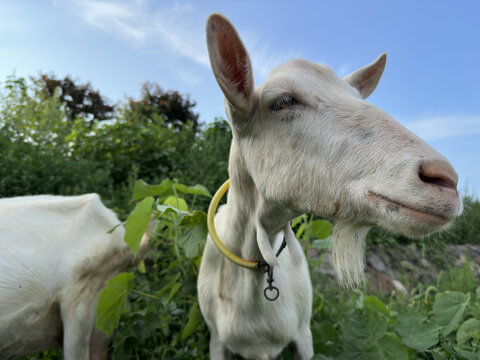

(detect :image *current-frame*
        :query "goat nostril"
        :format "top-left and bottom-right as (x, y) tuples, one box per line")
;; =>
(418, 161), (458, 191)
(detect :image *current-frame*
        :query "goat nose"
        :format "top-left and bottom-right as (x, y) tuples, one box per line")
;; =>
(418, 160), (458, 191)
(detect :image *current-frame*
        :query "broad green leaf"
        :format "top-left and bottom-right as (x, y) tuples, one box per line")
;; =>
(182, 303), (200, 340)
(133, 179), (175, 200)
(311, 356), (334, 360)
(395, 311), (439, 351)
(337, 339), (382, 360)
(312, 237), (332, 250)
(96, 272), (134, 337)
(378, 334), (408, 360)
(363, 295), (390, 317)
(164, 195), (189, 211)
(308, 219), (332, 239)
(431, 350), (444, 360)
(125, 197), (154, 255)
(433, 291), (470, 336)
(342, 312), (387, 342)
(174, 183), (212, 198)
(157, 204), (191, 219)
(311, 321), (338, 354)
(455, 349), (479, 360)
(178, 211), (208, 258)
(456, 318), (479, 346)
(133, 179), (211, 200)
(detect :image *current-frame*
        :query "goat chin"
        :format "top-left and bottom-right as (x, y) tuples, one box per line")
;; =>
(331, 222), (371, 289)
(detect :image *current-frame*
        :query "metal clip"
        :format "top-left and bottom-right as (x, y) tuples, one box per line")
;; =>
(263, 263), (279, 301)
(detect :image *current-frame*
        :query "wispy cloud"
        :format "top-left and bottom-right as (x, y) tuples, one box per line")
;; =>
(58, 0), (295, 81)
(62, 0), (209, 66)
(76, 1), (148, 43)
(402, 114), (480, 141)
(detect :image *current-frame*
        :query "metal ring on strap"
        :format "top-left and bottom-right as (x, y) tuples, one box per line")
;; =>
(207, 179), (261, 269)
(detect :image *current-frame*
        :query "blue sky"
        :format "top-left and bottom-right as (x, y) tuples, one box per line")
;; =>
(1, 1), (479, 197)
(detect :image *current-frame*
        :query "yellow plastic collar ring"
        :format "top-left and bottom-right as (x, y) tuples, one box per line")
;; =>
(207, 179), (260, 269)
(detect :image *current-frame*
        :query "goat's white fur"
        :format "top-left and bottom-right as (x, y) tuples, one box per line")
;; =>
(0, 194), (149, 359)
(199, 13), (462, 360)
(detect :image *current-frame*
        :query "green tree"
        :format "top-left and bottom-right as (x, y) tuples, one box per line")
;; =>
(0, 75), (110, 197)
(170, 118), (232, 201)
(126, 82), (200, 131)
(36, 74), (114, 126)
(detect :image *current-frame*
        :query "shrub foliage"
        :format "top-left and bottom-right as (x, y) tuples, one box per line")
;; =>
(2, 75), (478, 359)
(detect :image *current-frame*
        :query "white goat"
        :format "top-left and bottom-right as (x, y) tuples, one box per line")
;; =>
(0, 193), (149, 359)
(198, 13), (462, 360)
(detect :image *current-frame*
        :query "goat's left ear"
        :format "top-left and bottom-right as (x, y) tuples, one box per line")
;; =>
(206, 13), (254, 118)
(344, 53), (387, 99)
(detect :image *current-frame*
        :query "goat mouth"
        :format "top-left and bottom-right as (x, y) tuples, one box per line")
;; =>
(367, 191), (450, 225)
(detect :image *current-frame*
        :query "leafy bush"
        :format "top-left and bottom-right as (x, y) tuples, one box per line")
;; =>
(435, 196), (480, 245)
(93, 179), (479, 360)
(0, 76), (111, 198)
(0, 75), (230, 214)
(95, 179), (211, 359)
(3, 73), (478, 359)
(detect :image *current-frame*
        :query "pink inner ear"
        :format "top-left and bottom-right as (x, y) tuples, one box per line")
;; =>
(211, 17), (250, 99)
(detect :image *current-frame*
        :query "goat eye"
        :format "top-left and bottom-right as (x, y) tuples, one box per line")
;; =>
(271, 96), (298, 111)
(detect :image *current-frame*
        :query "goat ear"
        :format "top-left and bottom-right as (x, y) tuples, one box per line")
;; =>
(344, 53), (387, 99)
(206, 13), (254, 117)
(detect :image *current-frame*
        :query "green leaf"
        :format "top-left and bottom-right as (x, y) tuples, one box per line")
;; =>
(155, 273), (181, 298)
(178, 211), (208, 258)
(296, 223), (306, 239)
(456, 318), (479, 346)
(291, 214), (306, 228)
(311, 321), (338, 354)
(133, 179), (211, 200)
(455, 349), (479, 360)
(174, 183), (212, 198)
(312, 237), (332, 250)
(157, 204), (191, 219)
(433, 291), (470, 336)
(96, 273), (134, 337)
(166, 283), (182, 304)
(163, 195), (189, 211)
(308, 219), (332, 239)
(311, 355), (334, 360)
(125, 197), (154, 255)
(182, 302), (200, 340)
(342, 312), (387, 342)
(395, 311), (439, 351)
(431, 350), (444, 360)
(132, 179), (175, 201)
(363, 295), (390, 317)
(337, 339), (382, 360)
(378, 334), (409, 360)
